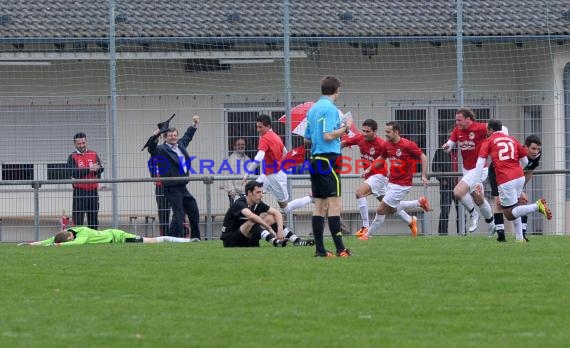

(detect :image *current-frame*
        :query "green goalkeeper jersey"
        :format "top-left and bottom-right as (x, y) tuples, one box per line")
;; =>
(39, 226), (136, 246)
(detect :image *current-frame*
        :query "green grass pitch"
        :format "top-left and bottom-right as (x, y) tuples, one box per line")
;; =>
(2, 236), (569, 347)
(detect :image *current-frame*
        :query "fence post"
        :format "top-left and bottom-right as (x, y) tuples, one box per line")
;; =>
(33, 181), (41, 241)
(203, 176), (214, 240)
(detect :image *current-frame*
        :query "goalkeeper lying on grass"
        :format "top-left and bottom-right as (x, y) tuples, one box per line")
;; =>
(18, 226), (198, 246)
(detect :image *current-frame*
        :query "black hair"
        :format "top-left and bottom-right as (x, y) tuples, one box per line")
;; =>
(524, 134), (541, 147)
(385, 120), (401, 133)
(245, 180), (263, 194)
(256, 114), (272, 127)
(362, 119), (378, 132)
(73, 132), (87, 140)
(487, 119), (502, 132)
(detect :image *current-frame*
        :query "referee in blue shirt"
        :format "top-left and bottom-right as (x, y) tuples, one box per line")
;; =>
(304, 75), (352, 257)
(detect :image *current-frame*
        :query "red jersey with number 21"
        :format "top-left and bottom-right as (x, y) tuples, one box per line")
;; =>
(381, 137), (423, 186)
(449, 122), (487, 170)
(479, 132), (527, 185)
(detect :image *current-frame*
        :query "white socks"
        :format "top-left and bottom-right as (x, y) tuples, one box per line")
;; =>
(478, 200), (493, 220)
(512, 217), (523, 240)
(357, 197), (370, 228)
(155, 236), (192, 243)
(367, 213), (386, 237)
(460, 194), (475, 212)
(512, 203), (537, 219)
(283, 196), (313, 213)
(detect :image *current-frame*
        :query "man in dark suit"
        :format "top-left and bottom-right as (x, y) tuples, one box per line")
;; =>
(432, 147), (460, 235)
(146, 115), (201, 239)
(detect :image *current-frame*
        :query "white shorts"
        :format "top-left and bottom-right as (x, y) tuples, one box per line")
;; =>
(382, 183), (411, 208)
(365, 174), (388, 197)
(498, 176), (525, 207)
(256, 170), (289, 203)
(461, 167), (488, 193)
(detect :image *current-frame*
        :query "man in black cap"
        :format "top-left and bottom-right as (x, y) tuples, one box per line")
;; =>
(145, 115), (201, 239)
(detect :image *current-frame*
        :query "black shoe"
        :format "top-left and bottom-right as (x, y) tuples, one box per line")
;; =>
(273, 239), (287, 247)
(497, 237), (507, 242)
(294, 238), (315, 246)
(523, 236), (530, 242)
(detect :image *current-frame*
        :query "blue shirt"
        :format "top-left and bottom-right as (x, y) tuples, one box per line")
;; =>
(304, 96), (342, 155)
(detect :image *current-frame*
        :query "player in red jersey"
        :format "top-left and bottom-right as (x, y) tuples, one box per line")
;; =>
(442, 108), (495, 235)
(241, 114), (314, 246)
(360, 121), (429, 239)
(475, 119), (552, 242)
(342, 119), (431, 237)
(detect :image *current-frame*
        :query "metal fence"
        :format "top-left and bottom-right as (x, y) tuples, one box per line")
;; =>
(1, 170), (564, 243)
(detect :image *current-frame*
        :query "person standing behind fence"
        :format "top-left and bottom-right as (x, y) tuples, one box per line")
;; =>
(146, 116), (201, 240)
(67, 132), (104, 229)
(432, 147), (460, 235)
(148, 134), (171, 236)
(220, 137), (250, 207)
(304, 75), (352, 257)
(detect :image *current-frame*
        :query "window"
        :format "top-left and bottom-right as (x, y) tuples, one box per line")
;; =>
(395, 109), (427, 173)
(47, 163), (71, 180)
(2, 163), (34, 181)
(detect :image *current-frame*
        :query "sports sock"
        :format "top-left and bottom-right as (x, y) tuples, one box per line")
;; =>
(478, 200), (493, 220)
(285, 229), (300, 244)
(283, 196), (313, 213)
(398, 200), (419, 210)
(395, 205), (412, 224)
(155, 236), (191, 243)
(367, 213), (386, 237)
(312, 216), (326, 253)
(460, 194), (475, 212)
(357, 197), (370, 228)
(512, 217), (524, 241)
(328, 216), (346, 253)
(512, 203), (537, 219)
(521, 215), (528, 236)
(261, 230), (272, 241)
(494, 213), (505, 234)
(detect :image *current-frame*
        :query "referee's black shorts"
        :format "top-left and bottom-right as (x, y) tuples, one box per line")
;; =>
(488, 164), (499, 197)
(309, 153), (341, 199)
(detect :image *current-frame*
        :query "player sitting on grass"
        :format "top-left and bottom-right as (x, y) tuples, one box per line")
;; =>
(18, 226), (199, 246)
(221, 180), (314, 248)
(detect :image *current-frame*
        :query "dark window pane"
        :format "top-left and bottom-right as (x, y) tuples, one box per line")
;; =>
(2, 163), (34, 181)
(47, 163), (71, 180)
(395, 109), (427, 173)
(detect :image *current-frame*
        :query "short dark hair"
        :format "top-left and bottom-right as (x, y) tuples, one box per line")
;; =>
(525, 134), (541, 147)
(54, 231), (71, 243)
(245, 180), (263, 195)
(321, 75), (341, 96)
(165, 127), (178, 136)
(385, 120), (401, 133)
(256, 114), (272, 127)
(487, 119), (502, 132)
(73, 132), (86, 140)
(456, 107), (476, 121)
(362, 119), (378, 132)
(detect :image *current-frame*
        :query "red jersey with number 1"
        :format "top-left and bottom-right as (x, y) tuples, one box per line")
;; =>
(258, 129), (284, 174)
(381, 137), (423, 186)
(343, 134), (387, 179)
(449, 122), (488, 170)
(479, 132), (527, 185)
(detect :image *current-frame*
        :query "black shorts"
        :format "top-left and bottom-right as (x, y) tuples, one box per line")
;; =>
(309, 154), (341, 198)
(221, 227), (262, 248)
(488, 165), (499, 197)
(125, 236), (144, 243)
